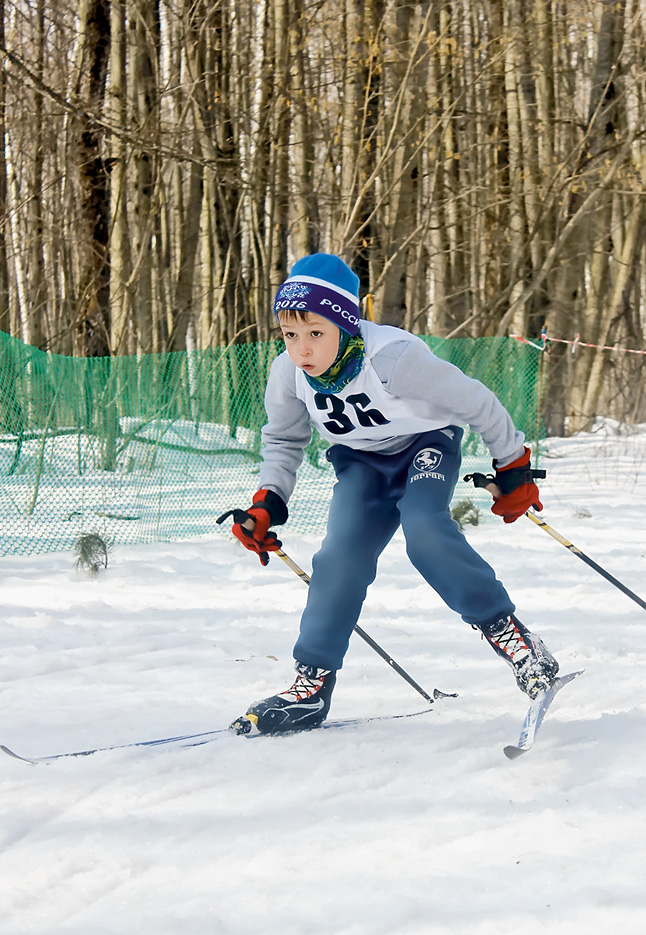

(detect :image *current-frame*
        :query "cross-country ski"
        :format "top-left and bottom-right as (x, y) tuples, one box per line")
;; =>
(1, 706), (440, 765)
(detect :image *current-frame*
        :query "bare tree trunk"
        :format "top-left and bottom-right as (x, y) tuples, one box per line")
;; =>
(335, 0), (364, 249)
(0, 0), (9, 334)
(238, 0), (268, 331)
(74, 0), (111, 357)
(129, 0), (160, 354)
(427, 1), (470, 334)
(425, 3), (449, 333)
(5, 138), (27, 338)
(185, 0), (243, 346)
(264, 0), (290, 338)
(198, 164), (216, 345)
(565, 0), (627, 430)
(373, 1), (423, 327)
(25, 0), (47, 349)
(289, 0), (318, 258)
(169, 125), (203, 350)
(502, 0), (526, 334)
(579, 161), (645, 424)
(108, 0), (131, 354)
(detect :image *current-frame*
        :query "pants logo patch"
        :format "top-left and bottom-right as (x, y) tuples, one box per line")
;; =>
(413, 448), (443, 472)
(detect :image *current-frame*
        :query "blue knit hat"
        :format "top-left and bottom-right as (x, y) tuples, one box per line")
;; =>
(273, 254), (361, 336)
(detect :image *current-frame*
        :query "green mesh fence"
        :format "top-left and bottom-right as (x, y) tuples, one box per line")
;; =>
(0, 330), (544, 556)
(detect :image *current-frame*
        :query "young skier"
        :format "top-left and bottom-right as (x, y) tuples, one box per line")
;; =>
(221, 253), (558, 734)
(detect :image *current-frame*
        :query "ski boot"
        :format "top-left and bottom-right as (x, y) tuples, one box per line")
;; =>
(230, 661), (337, 735)
(479, 613), (559, 698)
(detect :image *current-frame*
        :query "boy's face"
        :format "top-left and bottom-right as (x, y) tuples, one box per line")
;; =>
(278, 311), (341, 377)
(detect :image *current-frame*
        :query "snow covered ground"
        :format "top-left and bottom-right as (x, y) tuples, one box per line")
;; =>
(1, 420), (645, 935)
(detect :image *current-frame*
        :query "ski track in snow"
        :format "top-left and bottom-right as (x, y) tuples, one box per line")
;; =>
(1, 421), (645, 935)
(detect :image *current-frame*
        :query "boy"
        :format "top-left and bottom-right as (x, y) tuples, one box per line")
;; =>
(222, 253), (558, 734)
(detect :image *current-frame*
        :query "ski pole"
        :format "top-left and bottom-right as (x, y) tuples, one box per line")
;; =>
(464, 473), (646, 613)
(275, 548), (453, 704)
(523, 511), (646, 611)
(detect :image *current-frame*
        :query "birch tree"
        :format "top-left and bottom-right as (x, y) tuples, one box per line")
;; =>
(0, 0), (8, 336)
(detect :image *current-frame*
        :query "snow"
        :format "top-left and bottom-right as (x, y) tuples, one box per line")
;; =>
(1, 420), (646, 935)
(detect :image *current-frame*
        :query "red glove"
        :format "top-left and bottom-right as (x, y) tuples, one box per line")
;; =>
(216, 489), (288, 566)
(490, 447), (544, 524)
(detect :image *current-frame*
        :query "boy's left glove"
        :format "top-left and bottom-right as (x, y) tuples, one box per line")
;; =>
(490, 447), (545, 524)
(216, 489), (288, 566)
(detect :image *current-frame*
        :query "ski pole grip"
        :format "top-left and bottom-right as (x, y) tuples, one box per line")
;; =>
(216, 510), (256, 532)
(463, 472), (501, 499)
(216, 508), (255, 527)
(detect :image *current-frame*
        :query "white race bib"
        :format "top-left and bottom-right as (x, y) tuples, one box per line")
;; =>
(294, 321), (449, 448)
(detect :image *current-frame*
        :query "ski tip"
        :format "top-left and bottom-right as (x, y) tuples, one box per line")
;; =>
(557, 668), (585, 683)
(503, 744), (528, 760)
(1, 744), (38, 765)
(550, 669), (585, 694)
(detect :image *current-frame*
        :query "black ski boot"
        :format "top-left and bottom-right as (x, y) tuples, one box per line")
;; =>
(479, 613), (559, 698)
(230, 661), (337, 735)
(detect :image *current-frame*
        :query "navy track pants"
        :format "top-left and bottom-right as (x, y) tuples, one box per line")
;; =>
(293, 427), (515, 671)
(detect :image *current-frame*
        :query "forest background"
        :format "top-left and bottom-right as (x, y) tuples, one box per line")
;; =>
(0, 0), (645, 436)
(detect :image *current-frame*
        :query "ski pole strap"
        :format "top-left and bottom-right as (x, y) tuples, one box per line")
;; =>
(463, 471), (496, 490)
(464, 469), (546, 496)
(216, 508), (251, 526)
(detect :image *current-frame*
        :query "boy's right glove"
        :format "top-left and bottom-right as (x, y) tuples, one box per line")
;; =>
(464, 447), (546, 524)
(216, 489), (288, 566)
(490, 447), (544, 523)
